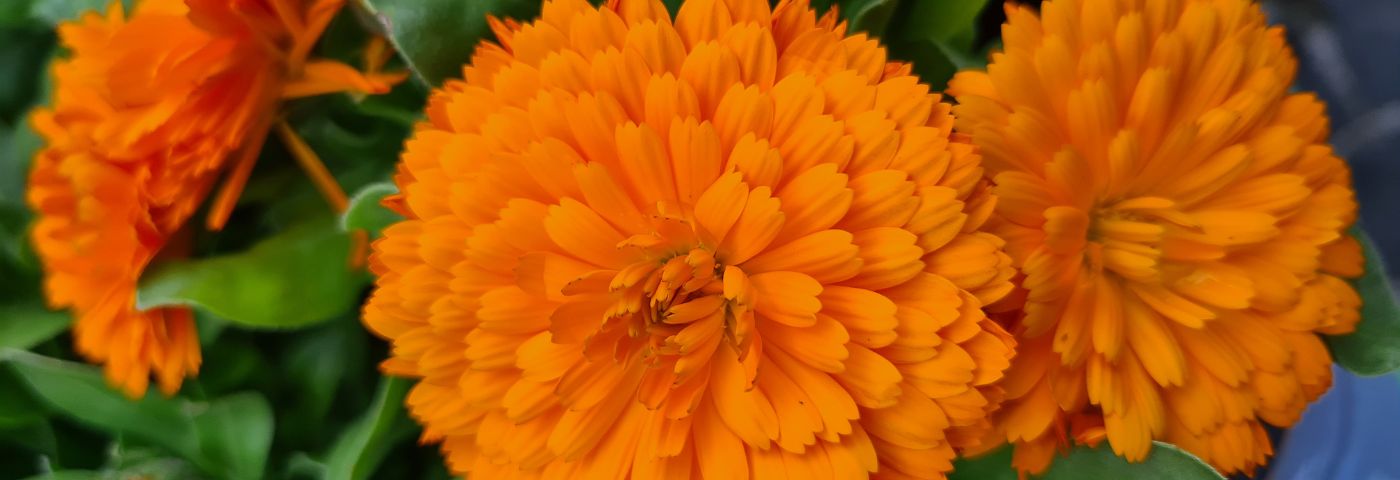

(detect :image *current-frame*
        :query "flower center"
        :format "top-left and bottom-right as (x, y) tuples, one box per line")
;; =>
(581, 242), (761, 390)
(645, 249), (724, 317)
(1049, 197), (1192, 282)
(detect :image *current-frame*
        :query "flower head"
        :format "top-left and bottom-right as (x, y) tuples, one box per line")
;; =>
(948, 0), (1363, 474)
(27, 0), (400, 397)
(364, 0), (1017, 477)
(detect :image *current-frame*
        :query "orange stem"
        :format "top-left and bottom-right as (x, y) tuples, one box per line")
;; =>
(275, 119), (348, 213)
(349, 229), (369, 269)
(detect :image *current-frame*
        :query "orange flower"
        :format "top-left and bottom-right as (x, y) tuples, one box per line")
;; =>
(27, 0), (401, 397)
(948, 0), (1363, 475)
(363, 0), (1018, 477)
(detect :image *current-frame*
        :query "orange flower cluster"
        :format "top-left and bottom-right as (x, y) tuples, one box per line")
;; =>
(27, 0), (1366, 477)
(948, 0), (1361, 475)
(363, 0), (1019, 477)
(28, 0), (399, 397)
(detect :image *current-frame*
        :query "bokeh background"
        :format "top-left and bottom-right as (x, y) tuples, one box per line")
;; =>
(1260, 0), (1400, 478)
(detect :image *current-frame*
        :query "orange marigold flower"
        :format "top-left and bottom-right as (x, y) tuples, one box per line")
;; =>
(27, 0), (401, 397)
(947, 0), (1363, 475)
(363, 0), (1018, 477)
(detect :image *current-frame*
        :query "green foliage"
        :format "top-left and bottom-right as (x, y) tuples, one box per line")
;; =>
(839, 0), (900, 37)
(1328, 229), (1400, 375)
(2, 350), (274, 479)
(0, 302), (69, 350)
(19, 445), (208, 480)
(356, 0), (542, 86)
(282, 322), (371, 422)
(321, 378), (414, 480)
(952, 443), (1226, 480)
(342, 182), (402, 238)
(898, 0), (989, 47)
(137, 217), (369, 330)
(0, 367), (48, 429)
(811, 0), (995, 90)
(0, 28), (52, 125)
(884, 0), (992, 89)
(661, 0), (684, 16)
(1, 0), (135, 28)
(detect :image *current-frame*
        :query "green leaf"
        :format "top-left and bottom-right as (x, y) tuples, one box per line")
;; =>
(888, 39), (957, 90)
(952, 442), (1224, 480)
(0, 301), (69, 350)
(2, 104), (43, 206)
(933, 38), (989, 70)
(0, 204), (32, 272)
(1328, 230), (1400, 375)
(880, 0), (991, 90)
(322, 377), (413, 480)
(357, 0), (541, 86)
(21, 449), (204, 480)
(348, 87), (426, 128)
(0, 420), (61, 474)
(899, 0), (988, 45)
(193, 335), (263, 396)
(136, 217), (367, 330)
(840, 0), (900, 37)
(342, 182), (401, 238)
(0, 367), (47, 429)
(1, 350), (273, 480)
(1045, 443), (1223, 479)
(18, 472), (101, 480)
(26, 0), (124, 26)
(3, 350), (199, 451)
(661, 0), (683, 16)
(948, 446), (1015, 480)
(283, 322), (368, 421)
(0, 0), (136, 28)
(0, 28), (53, 124)
(192, 393), (273, 480)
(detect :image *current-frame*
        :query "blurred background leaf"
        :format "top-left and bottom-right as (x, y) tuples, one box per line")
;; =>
(839, 0), (900, 37)
(355, 0), (541, 86)
(192, 393), (274, 480)
(342, 183), (401, 238)
(19, 446), (207, 480)
(809, 0), (999, 90)
(320, 377), (414, 480)
(5, 0), (134, 28)
(137, 217), (368, 330)
(1, 350), (273, 479)
(1326, 229), (1400, 375)
(952, 442), (1225, 480)
(897, 0), (987, 46)
(0, 302), (68, 350)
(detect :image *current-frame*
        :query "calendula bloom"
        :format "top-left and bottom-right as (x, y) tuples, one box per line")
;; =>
(364, 0), (1018, 477)
(948, 0), (1362, 474)
(28, 0), (401, 397)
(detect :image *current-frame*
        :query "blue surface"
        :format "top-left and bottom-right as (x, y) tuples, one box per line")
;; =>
(1270, 367), (1400, 479)
(1263, 5), (1400, 475)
